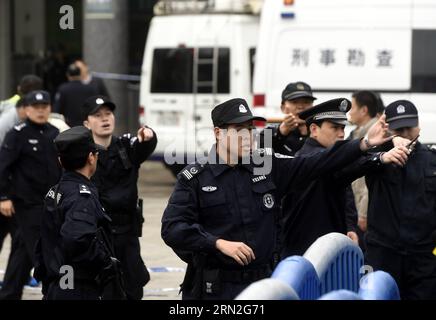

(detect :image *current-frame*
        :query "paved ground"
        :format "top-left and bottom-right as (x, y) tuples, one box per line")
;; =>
(0, 161), (185, 300)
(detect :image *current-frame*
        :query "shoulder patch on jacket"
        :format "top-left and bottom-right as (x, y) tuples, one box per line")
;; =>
(79, 184), (91, 195)
(178, 164), (205, 181)
(274, 152), (294, 159)
(14, 122), (26, 131)
(46, 187), (62, 204)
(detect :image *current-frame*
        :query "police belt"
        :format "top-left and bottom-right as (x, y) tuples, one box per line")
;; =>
(109, 212), (134, 226)
(216, 265), (272, 283)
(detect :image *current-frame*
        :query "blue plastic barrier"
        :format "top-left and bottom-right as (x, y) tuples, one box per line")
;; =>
(303, 233), (364, 294)
(235, 233), (398, 300)
(271, 256), (320, 299)
(358, 271), (400, 300)
(235, 278), (299, 300)
(318, 289), (362, 300)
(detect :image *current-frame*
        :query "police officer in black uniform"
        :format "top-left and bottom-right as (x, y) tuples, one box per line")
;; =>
(0, 90), (61, 300)
(260, 82), (316, 155)
(161, 97), (394, 300)
(279, 99), (409, 258)
(35, 126), (123, 300)
(365, 100), (436, 300)
(82, 96), (157, 300)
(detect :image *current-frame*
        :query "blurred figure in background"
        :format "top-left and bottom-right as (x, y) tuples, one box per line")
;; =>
(0, 75), (43, 117)
(75, 59), (110, 98)
(54, 63), (98, 127)
(348, 90), (381, 252)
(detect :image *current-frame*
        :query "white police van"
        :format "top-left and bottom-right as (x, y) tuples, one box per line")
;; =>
(139, 0), (261, 174)
(253, 0), (436, 143)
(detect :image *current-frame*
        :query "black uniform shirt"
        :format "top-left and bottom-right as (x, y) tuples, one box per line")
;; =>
(162, 139), (364, 269)
(36, 171), (112, 283)
(280, 138), (361, 257)
(366, 143), (436, 253)
(91, 132), (157, 221)
(0, 119), (61, 205)
(54, 80), (100, 127)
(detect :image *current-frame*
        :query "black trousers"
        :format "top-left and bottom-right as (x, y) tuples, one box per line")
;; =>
(102, 232), (150, 300)
(182, 282), (249, 300)
(356, 227), (367, 254)
(0, 203), (42, 300)
(45, 279), (101, 300)
(0, 214), (11, 254)
(365, 242), (436, 300)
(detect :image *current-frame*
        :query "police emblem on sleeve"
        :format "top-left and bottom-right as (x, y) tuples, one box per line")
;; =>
(263, 193), (274, 209)
(46, 188), (62, 204)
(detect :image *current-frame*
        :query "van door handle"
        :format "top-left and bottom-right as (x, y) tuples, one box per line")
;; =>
(194, 115), (202, 121)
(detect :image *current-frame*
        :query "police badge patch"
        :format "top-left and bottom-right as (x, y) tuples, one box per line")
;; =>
(339, 99), (348, 112)
(397, 105), (406, 114)
(263, 193), (274, 209)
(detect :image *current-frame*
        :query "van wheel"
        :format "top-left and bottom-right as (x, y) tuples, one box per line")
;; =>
(162, 162), (186, 177)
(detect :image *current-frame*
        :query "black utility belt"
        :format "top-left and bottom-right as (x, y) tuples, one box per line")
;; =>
(208, 265), (272, 284)
(110, 213), (134, 225)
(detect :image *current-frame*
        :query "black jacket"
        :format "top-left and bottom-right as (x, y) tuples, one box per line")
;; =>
(54, 80), (100, 127)
(280, 138), (362, 258)
(366, 143), (436, 253)
(0, 119), (61, 205)
(161, 139), (364, 270)
(91, 133), (157, 232)
(35, 171), (113, 287)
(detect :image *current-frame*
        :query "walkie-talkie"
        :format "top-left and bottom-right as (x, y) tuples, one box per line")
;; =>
(406, 134), (420, 153)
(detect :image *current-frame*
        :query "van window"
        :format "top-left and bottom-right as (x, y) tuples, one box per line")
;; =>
(151, 48), (193, 93)
(412, 30), (436, 93)
(151, 47), (230, 94)
(196, 48), (230, 94)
